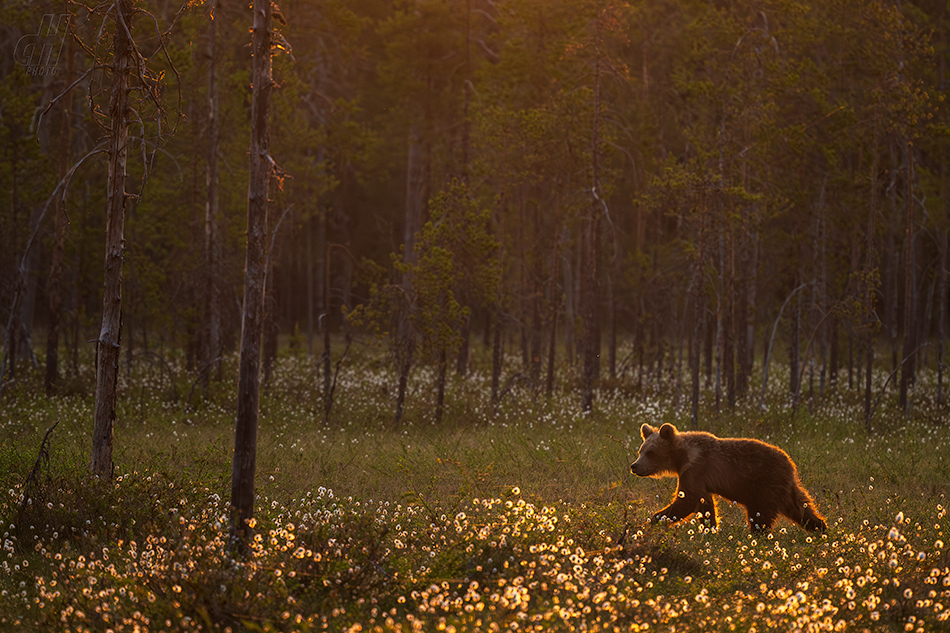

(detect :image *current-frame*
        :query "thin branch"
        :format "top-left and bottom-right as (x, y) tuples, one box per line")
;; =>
(866, 343), (931, 431)
(265, 205), (295, 275)
(0, 144), (106, 396)
(758, 281), (809, 409)
(37, 66), (105, 134)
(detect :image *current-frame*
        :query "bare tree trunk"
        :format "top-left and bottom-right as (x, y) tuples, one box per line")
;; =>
(91, 0), (133, 480)
(202, 0), (222, 387)
(392, 124), (426, 427)
(745, 230), (759, 390)
(581, 52), (603, 413)
(714, 213), (724, 412)
(563, 234), (576, 364)
(938, 225), (947, 406)
(393, 343), (412, 426)
(829, 316), (839, 387)
(580, 214), (600, 412)
(704, 307), (713, 388)
(491, 201), (506, 405)
(262, 264), (278, 384)
(435, 347), (447, 423)
(608, 271), (617, 380)
(724, 217), (735, 409)
(886, 144), (900, 372)
(735, 245), (749, 399)
(322, 215), (332, 422)
(16, 206), (43, 369)
(230, 0), (273, 545)
(636, 298), (644, 392)
(45, 69), (71, 395)
(689, 192), (707, 427)
(690, 313), (701, 427)
(789, 289), (801, 410)
(491, 308), (502, 404)
(456, 4), (473, 379)
(899, 141), (916, 414)
(456, 315), (470, 376)
(545, 232), (559, 397)
(307, 212), (315, 356)
(864, 142), (879, 432)
(759, 283), (807, 409)
(529, 277), (542, 386)
(864, 340), (874, 432)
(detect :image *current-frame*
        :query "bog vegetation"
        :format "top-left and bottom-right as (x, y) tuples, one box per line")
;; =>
(1, 346), (948, 632)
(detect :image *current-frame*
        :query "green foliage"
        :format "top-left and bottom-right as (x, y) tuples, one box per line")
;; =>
(405, 180), (500, 359)
(351, 179), (498, 365)
(2, 0), (946, 419)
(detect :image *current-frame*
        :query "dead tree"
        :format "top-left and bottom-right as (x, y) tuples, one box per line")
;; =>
(230, 0), (283, 547)
(90, 0), (134, 479)
(85, 0), (182, 478)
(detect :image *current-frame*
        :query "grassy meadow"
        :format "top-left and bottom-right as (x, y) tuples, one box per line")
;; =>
(1, 342), (949, 632)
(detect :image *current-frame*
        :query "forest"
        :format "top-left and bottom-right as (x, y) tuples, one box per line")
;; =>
(2, 2), (950, 631)
(2, 0), (949, 423)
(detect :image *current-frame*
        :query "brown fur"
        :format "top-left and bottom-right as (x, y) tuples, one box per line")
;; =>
(630, 423), (826, 532)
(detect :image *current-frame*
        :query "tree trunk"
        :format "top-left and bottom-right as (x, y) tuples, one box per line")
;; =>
(724, 218), (735, 409)
(230, 0), (273, 545)
(45, 72), (71, 395)
(91, 0), (133, 480)
(322, 214), (332, 422)
(714, 213), (724, 412)
(864, 141), (879, 432)
(202, 0), (222, 387)
(393, 343), (412, 426)
(608, 270), (617, 380)
(491, 308), (502, 404)
(307, 211), (315, 356)
(16, 205), (43, 370)
(938, 225), (948, 406)
(886, 144), (900, 372)
(899, 141), (916, 414)
(563, 234), (576, 364)
(545, 232), (559, 397)
(789, 290), (801, 410)
(456, 314), (470, 377)
(529, 277), (542, 386)
(262, 264), (278, 384)
(393, 123), (426, 426)
(829, 316), (839, 387)
(864, 338), (874, 432)
(694, 294), (706, 420)
(581, 53), (603, 413)
(435, 347), (447, 423)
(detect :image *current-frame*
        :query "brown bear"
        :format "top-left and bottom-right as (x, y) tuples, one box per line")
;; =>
(630, 423), (826, 533)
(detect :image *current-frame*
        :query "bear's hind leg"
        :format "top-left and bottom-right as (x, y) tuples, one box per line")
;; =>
(698, 495), (718, 529)
(745, 507), (778, 533)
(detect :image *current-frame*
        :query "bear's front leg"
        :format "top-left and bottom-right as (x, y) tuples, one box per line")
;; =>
(650, 488), (703, 526)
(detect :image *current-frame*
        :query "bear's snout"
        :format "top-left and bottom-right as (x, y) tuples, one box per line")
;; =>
(630, 462), (642, 476)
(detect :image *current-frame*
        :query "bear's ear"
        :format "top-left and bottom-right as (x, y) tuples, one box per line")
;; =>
(640, 423), (655, 440)
(659, 423), (677, 441)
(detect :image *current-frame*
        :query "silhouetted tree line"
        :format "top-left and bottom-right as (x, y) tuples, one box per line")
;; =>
(2, 0), (949, 425)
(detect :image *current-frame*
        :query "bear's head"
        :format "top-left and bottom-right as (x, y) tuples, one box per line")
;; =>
(630, 423), (679, 477)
